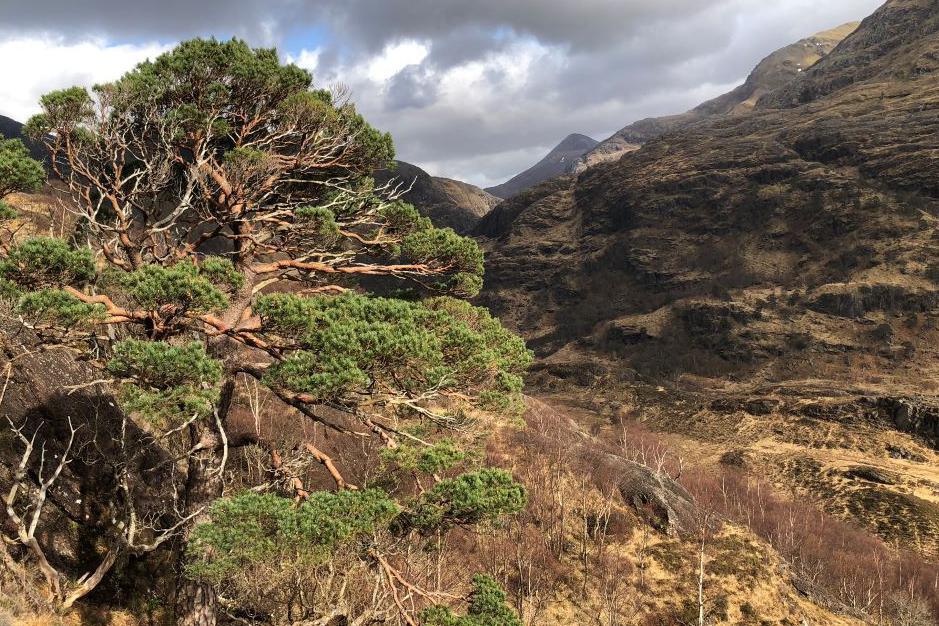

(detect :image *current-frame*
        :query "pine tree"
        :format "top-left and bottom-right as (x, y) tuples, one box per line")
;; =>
(7, 38), (531, 624)
(420, 574), (523, 626)
(0, 133), (45, 214)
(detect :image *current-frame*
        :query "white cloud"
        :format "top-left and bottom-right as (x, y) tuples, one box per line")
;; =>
(0, 36), (171, 123)
(301, 37), (567, 186)
(288, 48), (322, 74)
(365, 41), (429, 82)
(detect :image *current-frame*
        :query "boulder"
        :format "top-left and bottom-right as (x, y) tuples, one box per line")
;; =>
(842, 466), (898, 485)
(601, 454), (696, 536)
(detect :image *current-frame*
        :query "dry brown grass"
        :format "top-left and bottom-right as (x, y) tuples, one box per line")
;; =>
(470, 397), (875, 625)
(522, 392), (939, 625)
(684, 467), (939, 622)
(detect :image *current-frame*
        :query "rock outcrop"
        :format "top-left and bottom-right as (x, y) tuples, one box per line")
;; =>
(608, 455), (696, 535)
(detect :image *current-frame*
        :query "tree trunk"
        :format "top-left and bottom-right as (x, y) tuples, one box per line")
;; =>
(177, 581), (218, 626)
(174, 320), (243, 624)
(175, 410), (227, 626)
(697, 533), (706, 626)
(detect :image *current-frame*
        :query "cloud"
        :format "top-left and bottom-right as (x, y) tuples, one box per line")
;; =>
(384, 65), (439, 111)
(0, 0), (886, 186)
(294, 0), (882, 187)
(0, 1), (286, 43)
(364, 41), (429, 81)
(0, 36), (171, 123)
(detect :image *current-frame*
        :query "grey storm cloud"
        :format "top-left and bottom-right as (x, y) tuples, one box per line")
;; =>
(0, 1), (733, 50)
(384, 65), (439, 111)
(0, 0), (288, 41)
(314, 0), (723, 56)
(0, 0), (886, 187)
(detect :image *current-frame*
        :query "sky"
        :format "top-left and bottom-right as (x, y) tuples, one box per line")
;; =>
(0, 0), (883, 188)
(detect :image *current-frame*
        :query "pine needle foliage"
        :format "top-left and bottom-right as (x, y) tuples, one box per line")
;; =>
(0, 136), (44, 198)
(186, 490), (400, 584)
(420, 574), (523, 626)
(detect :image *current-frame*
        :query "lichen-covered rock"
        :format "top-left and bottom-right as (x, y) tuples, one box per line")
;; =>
(602, 454), (696, 536)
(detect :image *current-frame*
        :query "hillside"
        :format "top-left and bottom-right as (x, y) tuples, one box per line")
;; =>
(476, 0), (939, 571)
(375, 160), (500, 233)
(0, 114), (22, 139)
(486, 133), (598, 199)
(760, 0), (939, 108)
(574, 22), (858, 172)
(0, 114), (44, 160)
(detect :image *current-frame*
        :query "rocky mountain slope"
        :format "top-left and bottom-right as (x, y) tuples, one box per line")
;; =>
(486, 133), (598, 199)
(476, 0), (939, 565)
(574, 22), (858, 172)
(761, 0), (938, 108)
(375, 160), (500, 233)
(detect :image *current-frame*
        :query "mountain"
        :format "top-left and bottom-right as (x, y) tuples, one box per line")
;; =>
(0, 114), (46, 160)
(760, 1), (939, 108)
(374, 160), (500, 234)
(476, 0), (939, 561)
(485, 133), (598, 199)
(574, 22), (858, 172)
(0, 114), (22, 139)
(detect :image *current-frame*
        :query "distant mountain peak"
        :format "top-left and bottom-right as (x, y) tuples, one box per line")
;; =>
(486, 133), (598, 199)
(552, 133), (599, 153)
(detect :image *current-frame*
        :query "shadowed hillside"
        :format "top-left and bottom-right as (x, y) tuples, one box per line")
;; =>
(0, 114), (22, 139)
(0, 114), (44, 160)
(375, 160), (500, 233)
